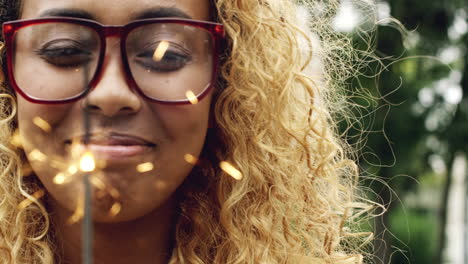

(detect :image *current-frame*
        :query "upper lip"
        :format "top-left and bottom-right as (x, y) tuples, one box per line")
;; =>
(65, 132), (156, 146)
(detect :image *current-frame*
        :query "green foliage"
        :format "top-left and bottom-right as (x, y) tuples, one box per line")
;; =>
(389, 205), (438, 264)
(339, 0), (467, 263)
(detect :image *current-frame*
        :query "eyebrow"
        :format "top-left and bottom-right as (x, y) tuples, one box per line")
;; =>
(39, 8), (95, 19)
(38, 7), (192, 21)
(134, 7), (192, 20)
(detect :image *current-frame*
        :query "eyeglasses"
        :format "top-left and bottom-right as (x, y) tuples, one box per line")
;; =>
(2, 17), (225, 104)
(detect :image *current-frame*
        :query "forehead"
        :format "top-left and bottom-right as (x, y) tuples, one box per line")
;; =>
(20, 0), (211, 23)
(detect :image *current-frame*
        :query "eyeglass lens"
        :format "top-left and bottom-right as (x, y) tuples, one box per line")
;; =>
(12, 22), (215, 102)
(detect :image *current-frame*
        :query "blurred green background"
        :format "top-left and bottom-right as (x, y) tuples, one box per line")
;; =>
(333, 0), (467, 263)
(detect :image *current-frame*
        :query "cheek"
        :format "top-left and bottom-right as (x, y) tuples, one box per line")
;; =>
(17, 97), (75, 156)
(150, 93), (212, 143)
(17, 97), (73, 129)
(16, 98), (81, 211)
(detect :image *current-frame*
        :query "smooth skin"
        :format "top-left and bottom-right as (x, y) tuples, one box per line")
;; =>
(17, 0), (211, 263)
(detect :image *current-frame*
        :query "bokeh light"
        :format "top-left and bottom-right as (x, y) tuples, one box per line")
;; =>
(220, 161), (243, 180)
(184, 153), (198, 165)
(185, 90), (199, 105)
(80, 151), (96, 172)
(33, 116), (52, 132)
(152, 40), (169, 62)
(136, 162), (154, 173)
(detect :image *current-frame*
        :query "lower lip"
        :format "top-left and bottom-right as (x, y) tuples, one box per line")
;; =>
(86, 144), (151, 159)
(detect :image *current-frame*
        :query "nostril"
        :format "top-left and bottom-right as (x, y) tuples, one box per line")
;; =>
(83, 103), (138, 116)
(85, 105), (101, 112)
(121, 106), (133, 112)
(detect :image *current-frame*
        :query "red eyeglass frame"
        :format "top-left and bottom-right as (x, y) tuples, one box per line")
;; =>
(2, 17), (226, 105)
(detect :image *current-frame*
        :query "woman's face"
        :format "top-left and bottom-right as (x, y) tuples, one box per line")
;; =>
(17, 0), (212, 222)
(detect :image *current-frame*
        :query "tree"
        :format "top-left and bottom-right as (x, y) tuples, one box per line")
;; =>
(343, 0), (467, 262)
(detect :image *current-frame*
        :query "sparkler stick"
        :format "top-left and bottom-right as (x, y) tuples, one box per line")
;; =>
(81, 64), (93, 264)
(82, 170), (93, 264)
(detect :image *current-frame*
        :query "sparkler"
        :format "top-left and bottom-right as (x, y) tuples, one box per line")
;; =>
(81, 65), (94, 264)
(80, 152), (96, 172)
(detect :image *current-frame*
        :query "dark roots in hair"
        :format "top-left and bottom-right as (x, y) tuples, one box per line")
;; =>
(0, 1), (20, 35)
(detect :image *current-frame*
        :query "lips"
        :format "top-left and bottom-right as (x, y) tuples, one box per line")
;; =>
(86, 133), (154, 147)
(65, 132), (156, 159)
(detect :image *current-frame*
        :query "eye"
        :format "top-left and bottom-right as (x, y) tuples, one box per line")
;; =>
(35, 39), (93, 68)
(134, 42), (192, 73)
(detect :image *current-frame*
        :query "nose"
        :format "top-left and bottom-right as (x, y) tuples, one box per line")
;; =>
(83, 40), (141, 117)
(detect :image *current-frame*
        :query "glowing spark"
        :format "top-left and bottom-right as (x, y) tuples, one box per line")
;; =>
(80, 151), (95, 172)
(184, 154), (198, 165)
(109, 202), (122, 217)
(53, 173), (66, 185)
(10, 130), (22, 148)
(185, 90), (199, 105)
(90, 176), (106, 190)
(109, 188), (120, 199)
(33, 116), (52, 132)
(17, 189), (45, 210)
(68, 165), (78, 174)
(136, 162), (154, 173)
(28, 149), (47, 162)
(152, 40), (169, 62)
(220, 161), (243, 180)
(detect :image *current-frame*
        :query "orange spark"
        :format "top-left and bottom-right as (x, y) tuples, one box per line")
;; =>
(68, 165), (79, 174)
(109, 188), (121, 199)
(109, 202), (122, 217)
(33, 116), (52, 132)
(53, 173), (67, 185)
(136, 162), (154, 173)
(28, 149), (47, 162)
(80, 151), (95, 172)
(152, 41), (169, 62)
(184, 153), (198, 165)
(90, 176), (106, 190)
(10, 130), (22, 148)
(185, 90), (199, 105)
(220, 161), (243, 180)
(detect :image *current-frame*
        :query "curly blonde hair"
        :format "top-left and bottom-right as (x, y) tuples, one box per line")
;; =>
(0, 0), (375, 263)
